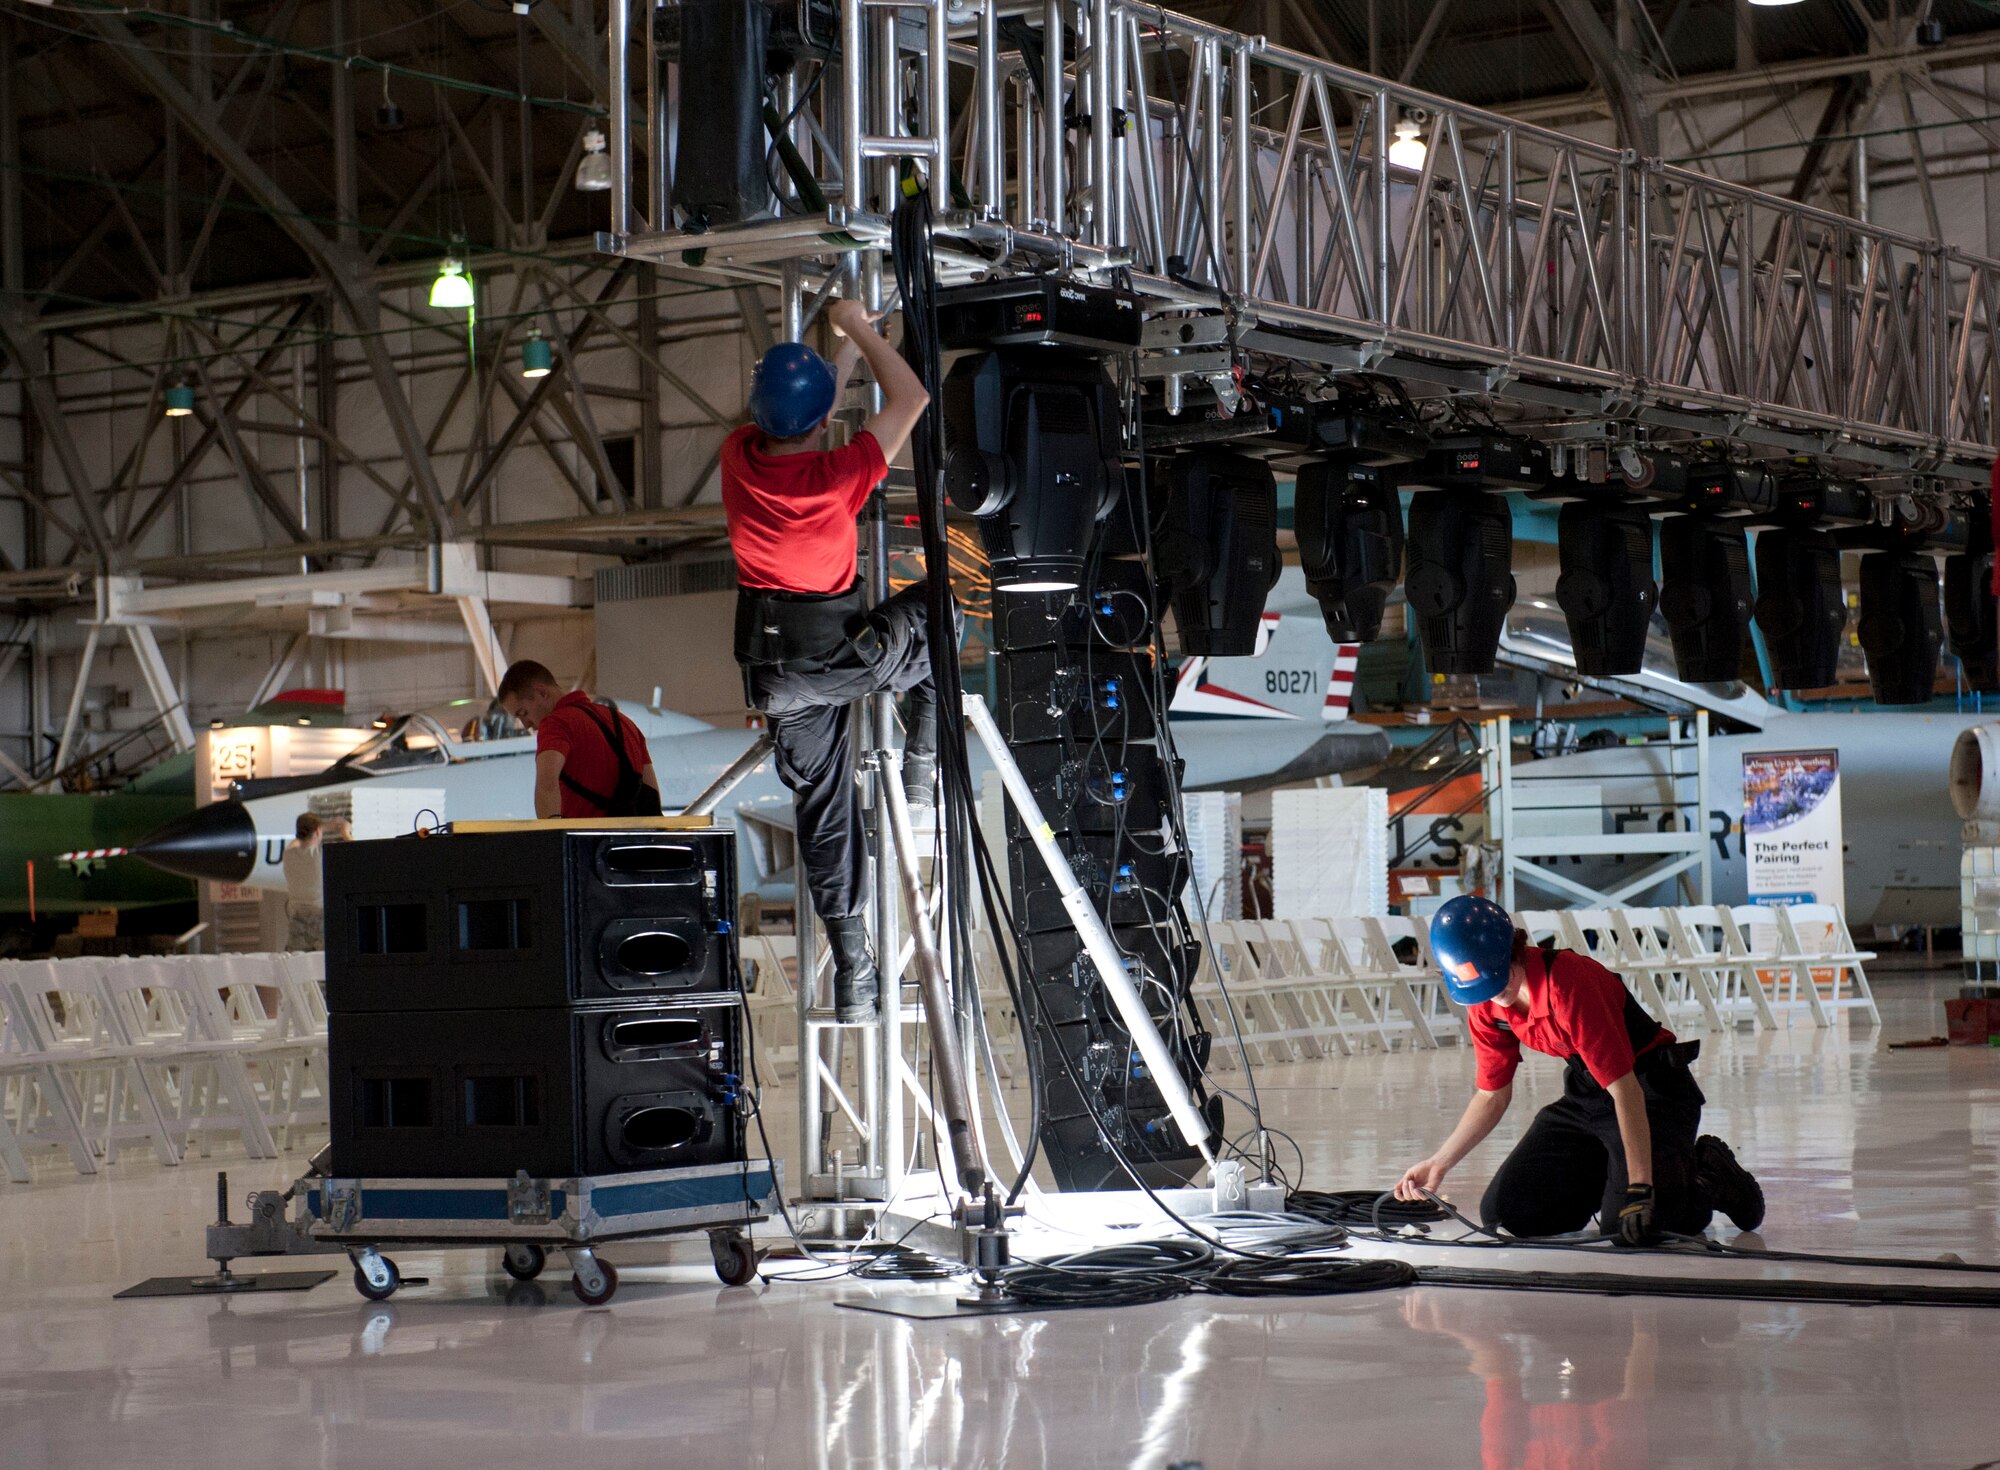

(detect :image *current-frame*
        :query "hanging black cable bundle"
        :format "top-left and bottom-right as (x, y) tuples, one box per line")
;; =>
(891, 187), (1047, 1203)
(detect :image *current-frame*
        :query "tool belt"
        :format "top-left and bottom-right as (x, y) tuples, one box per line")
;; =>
(1565, 1038), (1701, 1095)
(734, 581), (873, 674)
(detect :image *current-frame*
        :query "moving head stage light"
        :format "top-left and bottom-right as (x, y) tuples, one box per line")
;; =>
(943, 348), (1121, 592)
(1404, 489), (1515, 675)
(1555, 500), (1658, 676)
(1857, 549), (1944, 705)
(1154, 450), (1281, 656)
(1944, 504), (2000, 693)
(1753, 526), (1846, 690)
(1657, 514), (1752, 683)
(1294, 460), (1403, 643)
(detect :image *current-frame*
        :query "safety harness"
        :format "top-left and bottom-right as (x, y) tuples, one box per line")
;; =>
(558, 701), (663, 818)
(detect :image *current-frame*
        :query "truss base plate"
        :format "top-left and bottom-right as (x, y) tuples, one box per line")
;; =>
(117, 1270), (337, 1299)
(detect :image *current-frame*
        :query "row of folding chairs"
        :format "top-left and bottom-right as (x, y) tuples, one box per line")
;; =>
(1514, 904), (1878, 1030)
(0, 952), (328, 1183)
(1189, 917), (1465, 1067)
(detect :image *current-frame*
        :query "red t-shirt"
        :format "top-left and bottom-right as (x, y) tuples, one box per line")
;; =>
(1465, 946), (1671, 1091)
(537, 692), (653, 819)
(720, 424), (888, 594)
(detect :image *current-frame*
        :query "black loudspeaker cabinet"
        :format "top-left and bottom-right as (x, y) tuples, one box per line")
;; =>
(1856, 549), (1943, 705)
(1295, 460), (1403, 643)
(1555, 499), (1658, 676)
(1753, 526), (1847, 690)
(671, 0), (773, 229)
(991, 558), (1157, 652)
(995, 649), (1157, 745)
(1023, 924), (1199, 1027)
(329, 997), (745, 1179)
(1658, 514), (1753, 682)
(1009, 832), (1189, 934)
(1012, 741), (1178, 838)
(325, 827), (737, 1013)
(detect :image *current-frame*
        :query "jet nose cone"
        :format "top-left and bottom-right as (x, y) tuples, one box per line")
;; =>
(132, 801), (258, 883)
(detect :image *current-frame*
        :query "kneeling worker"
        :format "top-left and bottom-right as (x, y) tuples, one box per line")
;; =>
(1396, 896), (1764, 1244)
(496, 661), (662, 818)
(722, 298), (936, 1024)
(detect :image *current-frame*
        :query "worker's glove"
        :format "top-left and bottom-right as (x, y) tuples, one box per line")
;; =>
(1615, 1183), (1659, 1246)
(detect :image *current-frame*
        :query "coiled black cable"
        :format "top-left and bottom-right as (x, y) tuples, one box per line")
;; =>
(1288, 1189), (1448, 1229)
(1200, 1257), (1418, 1298)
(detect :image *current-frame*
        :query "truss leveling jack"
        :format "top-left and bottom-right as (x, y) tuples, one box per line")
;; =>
(957, 1186), (1021, 1307)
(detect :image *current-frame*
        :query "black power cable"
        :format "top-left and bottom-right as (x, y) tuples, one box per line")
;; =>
(1288, 1189), (1448, 1229)
(1202, 1257), (1417, 1298)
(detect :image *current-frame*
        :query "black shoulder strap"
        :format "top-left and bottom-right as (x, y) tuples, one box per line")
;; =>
(557, 702), (636, 811)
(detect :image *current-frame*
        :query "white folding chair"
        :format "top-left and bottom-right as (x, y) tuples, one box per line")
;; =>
(1728, 905), (1822, 1026)
(1373, 915), (1463, 1043)
(1555, 908), (1670, 1019)
(1775, 904), (1881, 1026)
(45, 958), (186, 1166)
(1314, 918), (1414, 1051)
(115, 956), (279, 1160)
(1613, 907), (1723, 1032)
(0, 962), (98, 1180)
(1666, 906), (1776, 1030)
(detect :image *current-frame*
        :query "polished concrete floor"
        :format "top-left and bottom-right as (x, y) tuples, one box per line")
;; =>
(4, 971), (1997, 1470)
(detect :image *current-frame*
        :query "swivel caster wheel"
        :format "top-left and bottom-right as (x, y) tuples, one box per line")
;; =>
(569, 1255), (619, 1306)
(352, 1253), (401, 1302)
(711, 1231), (758, 1287)
(502, 1243), (547, 1282)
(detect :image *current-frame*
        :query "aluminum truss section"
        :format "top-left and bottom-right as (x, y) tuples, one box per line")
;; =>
(601, 0), (2000, 483)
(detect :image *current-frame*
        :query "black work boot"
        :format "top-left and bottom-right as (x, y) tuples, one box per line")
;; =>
(1695, 1135), (1765, 1231)
(903, 687), (938, 812)
(824, 915), (880, 1024)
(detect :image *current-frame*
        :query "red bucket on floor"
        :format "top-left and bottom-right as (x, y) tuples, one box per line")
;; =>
(1944, 999), (2000, 1044)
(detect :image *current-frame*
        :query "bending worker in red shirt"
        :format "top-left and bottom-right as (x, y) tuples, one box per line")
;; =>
(1396, 895), (1764, 1244)
(722, 298), (936, 1024)
(496, 660), (662, 819)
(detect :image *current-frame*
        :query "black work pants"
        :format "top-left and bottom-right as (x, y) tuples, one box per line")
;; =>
(1480, 1051), (1714, 1239)
(742, 581), (936, 922)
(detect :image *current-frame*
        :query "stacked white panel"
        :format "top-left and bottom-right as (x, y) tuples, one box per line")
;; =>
(1270, 787), (1388, 919)
(1182, 791), (1242, 923)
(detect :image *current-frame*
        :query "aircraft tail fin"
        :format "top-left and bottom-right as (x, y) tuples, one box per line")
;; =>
(1170, 612), (1357, 722)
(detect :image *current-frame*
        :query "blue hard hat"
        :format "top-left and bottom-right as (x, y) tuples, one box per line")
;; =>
(748, 342), (837, 438)
(1428, 895), (1517, 1005)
